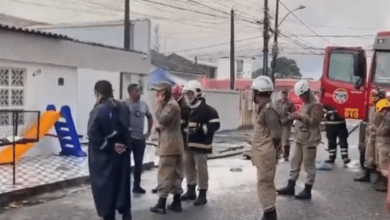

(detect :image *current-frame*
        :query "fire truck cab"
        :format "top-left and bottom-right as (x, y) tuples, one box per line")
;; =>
(320, 31), (390, 150)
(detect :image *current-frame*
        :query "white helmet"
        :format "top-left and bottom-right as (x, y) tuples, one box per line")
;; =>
(294, 79), (310, 96)
(251, 75), (274, 92)
(183, 80), (203, 97)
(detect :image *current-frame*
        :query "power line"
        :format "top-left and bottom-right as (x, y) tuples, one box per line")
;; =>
(165, 35), (262, 53)
(279, 1), (334, 45)
(143, 0), (229, 19)
(284, 34), (375, 38)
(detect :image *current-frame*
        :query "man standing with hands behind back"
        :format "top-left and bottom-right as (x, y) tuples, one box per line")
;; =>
(123, 84), (153, 194)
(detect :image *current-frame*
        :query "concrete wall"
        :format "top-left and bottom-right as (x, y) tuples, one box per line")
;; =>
(203, 89), (241, 131)
(215, 58), (253, 80)
(31, 19), (151, 55)
(76, 69), (120, 139)
(0, 30), (150, 74)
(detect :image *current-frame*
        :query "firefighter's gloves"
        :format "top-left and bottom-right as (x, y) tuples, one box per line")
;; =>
(369, 125), (377, 132)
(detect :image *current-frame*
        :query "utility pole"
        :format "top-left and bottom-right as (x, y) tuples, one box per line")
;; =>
(124, 0), (130, 50)
(263, 0), (270, 76)
(271, 0), (279, 83)
(154, 25), (160, 52)
(230, 8), (235, 90)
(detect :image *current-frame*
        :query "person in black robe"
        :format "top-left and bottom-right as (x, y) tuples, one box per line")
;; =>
(87, 80), (132, 220)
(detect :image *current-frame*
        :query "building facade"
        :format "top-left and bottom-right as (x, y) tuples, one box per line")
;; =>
(0, 24), (150, 156)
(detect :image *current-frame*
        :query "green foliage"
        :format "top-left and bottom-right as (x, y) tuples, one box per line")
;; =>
(252, 56), (302, 79)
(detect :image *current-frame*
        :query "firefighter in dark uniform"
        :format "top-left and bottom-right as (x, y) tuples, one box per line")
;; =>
(323, 106), (351, 165)
(181, 80), (220, 206)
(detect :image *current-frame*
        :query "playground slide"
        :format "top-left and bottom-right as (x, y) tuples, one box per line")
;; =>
(0, 111), (61, 164)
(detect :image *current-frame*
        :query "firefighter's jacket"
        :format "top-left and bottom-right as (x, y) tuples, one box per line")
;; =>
(251, 101), (282, 167)
(155, 98), (184, 156)
(187, 98), (220, 154)
(294, 94), (323, 146)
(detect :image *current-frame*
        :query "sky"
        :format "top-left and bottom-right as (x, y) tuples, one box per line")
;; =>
(0, 0), (389, 79)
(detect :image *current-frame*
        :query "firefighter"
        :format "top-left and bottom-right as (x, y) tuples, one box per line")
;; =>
(354, 88), (385, 182)
(323, 106), (350, 165)
(276, 80), (323, 200)
(275, 89), (295, 161)
(180, 80), (220, 206)
(151, 85), (190, 194)
(251, 76), (281, 220)
(373, 99), (390, 192)
(150, 82), (184, 215)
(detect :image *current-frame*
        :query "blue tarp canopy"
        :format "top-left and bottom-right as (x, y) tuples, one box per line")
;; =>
(147, 67), (189, 88)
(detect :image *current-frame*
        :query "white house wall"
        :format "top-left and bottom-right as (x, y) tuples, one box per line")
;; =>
(32, 19), (152, 55)
(216, 59), (253, 80)
(0, 31), (150, 74)
(203, 90), (241, 131)
(77, 69), (120, 139)
(0, 59), (78, 157)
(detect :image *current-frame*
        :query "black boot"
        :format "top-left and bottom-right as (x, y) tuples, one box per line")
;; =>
(276, 179), (295, 196)
(151, 186), (158, 194)
(283, 145), (290, 161)
(354, 169), (370, 182)
(194, 189), (207, 206)
(181, 184), (197, 201)
(133, 184), (146, 194)
(342, 157), (351, 165)
(167, 194), (182, 212)
(295, 184), (312, 200)
(122, 210), (132, 220)
(103, 213), (116, 220)
(261, 208), (277, 220)
(150, 197), (167, 215)
(373, 175), (388, 193)
(324, 157), (335, 164)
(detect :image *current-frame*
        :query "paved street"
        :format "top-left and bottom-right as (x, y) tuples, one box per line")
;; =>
(1, 125), (390, 220)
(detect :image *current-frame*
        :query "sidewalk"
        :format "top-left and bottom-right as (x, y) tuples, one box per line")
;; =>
(0, 129), (250, 206)
(0, 145), (155, 206)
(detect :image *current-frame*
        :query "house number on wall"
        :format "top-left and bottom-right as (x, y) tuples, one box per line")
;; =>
(32, 69), (42, 77)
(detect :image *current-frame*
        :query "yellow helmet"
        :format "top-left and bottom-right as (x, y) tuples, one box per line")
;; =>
(375, 99), (390, 112)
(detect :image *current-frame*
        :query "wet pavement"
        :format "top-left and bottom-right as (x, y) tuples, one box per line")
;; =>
(1, 124), (390, 220)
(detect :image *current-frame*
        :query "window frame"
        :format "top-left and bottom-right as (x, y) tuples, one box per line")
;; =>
(327, 52), (358, 84)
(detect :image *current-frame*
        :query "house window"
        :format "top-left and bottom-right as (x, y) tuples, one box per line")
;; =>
(0, 67), (26, 126)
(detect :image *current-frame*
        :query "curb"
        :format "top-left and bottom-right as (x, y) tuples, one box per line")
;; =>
(0, 162), (155, 207)
(208, 150), (247, 160)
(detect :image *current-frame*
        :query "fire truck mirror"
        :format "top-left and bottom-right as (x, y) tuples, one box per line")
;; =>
(353, 50), (366, 78)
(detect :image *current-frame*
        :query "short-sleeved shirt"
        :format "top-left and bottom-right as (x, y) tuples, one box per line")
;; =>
(122, 98), (151, 140)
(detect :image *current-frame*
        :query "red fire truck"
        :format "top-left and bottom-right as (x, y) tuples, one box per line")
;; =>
(319, 30), (390, 203)
(319, 31), (390, 153)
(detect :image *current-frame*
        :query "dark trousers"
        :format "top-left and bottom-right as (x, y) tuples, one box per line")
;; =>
(131, 138), (146, 187)
(326, 123), (349, 160)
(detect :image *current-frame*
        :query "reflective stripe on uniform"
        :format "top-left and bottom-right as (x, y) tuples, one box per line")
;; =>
(209, 118), (220, 123)
(100, 130), (118, 149)
(188, 142), (212, 149)
(202, 125), (208, 134)
(189, 122), (197, 127)
(340, 148), (348, 156)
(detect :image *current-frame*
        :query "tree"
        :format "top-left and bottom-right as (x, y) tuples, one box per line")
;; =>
(252, 56), (302, 79)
